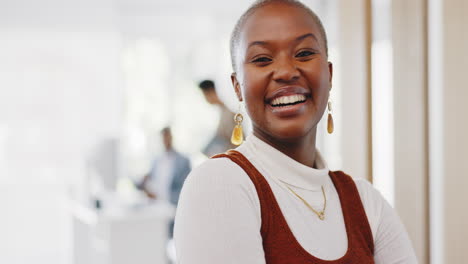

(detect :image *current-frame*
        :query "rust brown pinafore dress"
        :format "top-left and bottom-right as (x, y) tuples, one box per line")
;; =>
(212, 150), (374, 264)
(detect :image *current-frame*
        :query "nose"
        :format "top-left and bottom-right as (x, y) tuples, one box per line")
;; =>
(272, 57), (300, 83)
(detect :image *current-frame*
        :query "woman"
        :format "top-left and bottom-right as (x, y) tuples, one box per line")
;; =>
(174, 0), (417, 263)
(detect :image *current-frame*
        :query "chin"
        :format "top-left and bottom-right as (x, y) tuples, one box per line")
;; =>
(268, 122), (316, 142)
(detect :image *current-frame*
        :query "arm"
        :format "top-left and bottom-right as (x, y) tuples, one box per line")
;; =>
(356, 179), (418, 264)
(174, 158), (266, 264)
(170, 157), (192, 205)
(136, 161), (157, 199)
(138, 174), (157, 199)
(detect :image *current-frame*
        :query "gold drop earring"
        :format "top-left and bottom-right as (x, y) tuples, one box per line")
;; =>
(231, 103), (244, 145)
(327, 100), (334, 134)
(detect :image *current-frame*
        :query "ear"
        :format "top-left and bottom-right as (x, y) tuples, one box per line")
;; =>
(231, 72), (243, 101)
(328, 62), (333, 91)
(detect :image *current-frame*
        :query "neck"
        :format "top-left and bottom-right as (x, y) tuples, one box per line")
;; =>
(216, 100), (226, 108)
(165, 147), (173, 153)
(253, 129), (317, 168)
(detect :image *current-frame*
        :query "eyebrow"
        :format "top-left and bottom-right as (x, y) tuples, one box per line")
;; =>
(297, 33), (318, 43)
(247, 33), (319, 49)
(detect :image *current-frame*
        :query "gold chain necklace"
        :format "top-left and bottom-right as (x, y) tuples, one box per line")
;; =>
(284, 185), (327, 220)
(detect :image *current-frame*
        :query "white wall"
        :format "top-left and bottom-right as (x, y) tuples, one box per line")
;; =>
(391, 0), (429, 262)
(429, 0), (468, 263)
(0, 1), (124, 263)
(336, 0), (372, 180)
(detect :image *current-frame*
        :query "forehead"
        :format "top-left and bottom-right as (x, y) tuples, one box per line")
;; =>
(240, 3), (322, 46)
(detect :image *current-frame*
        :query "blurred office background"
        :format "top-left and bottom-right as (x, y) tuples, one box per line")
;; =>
(0, 0), (467, 263)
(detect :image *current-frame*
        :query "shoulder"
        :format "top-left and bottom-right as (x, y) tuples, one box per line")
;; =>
(178, 156), (261, 215)
(176, 156), (262, 234)
(349, 176), (418, 261)
(331, 171), (389, 239)
(330, 171), (379, 202)
(331, 171), (383, 203)
(352, 177), (387, 213)
(353, 177), (377, 200)
(175, 158), (266, 264)
(351, 176), (389, 241)
(183, 157), (254, 190)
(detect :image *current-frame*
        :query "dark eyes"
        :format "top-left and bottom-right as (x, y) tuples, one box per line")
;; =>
(250, 50), (316, 65)
(252, 57), (272, 63)
(296, 50), (316, 57)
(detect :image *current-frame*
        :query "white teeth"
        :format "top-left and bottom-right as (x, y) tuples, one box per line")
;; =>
(271, 94), (306, 106)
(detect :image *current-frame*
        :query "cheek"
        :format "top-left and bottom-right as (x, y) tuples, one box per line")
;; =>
(242, 66), (269, 89)
(244, 89), (264, 120)
(241, 66), (270, 108)
(302, 66), (330, 103)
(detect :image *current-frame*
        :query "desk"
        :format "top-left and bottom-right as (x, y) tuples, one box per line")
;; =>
(71, 200), (175, 264)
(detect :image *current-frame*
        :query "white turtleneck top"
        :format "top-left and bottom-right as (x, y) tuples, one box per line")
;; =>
(174, 135), (417, 263)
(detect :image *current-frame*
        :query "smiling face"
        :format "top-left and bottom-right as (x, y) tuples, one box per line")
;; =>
(231, 2), (332, 144)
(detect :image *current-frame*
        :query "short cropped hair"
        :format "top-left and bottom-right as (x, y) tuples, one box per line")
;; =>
(198, 80), (215, 91)
(230, 0), (328, 71)
(160, 126), (171, 135)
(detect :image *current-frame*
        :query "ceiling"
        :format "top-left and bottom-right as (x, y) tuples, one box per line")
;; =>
(0, 0), (251, 30)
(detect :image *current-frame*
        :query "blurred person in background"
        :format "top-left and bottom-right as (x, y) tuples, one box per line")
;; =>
(198, 80), (236, 157)
(137, 126), (191, 237)
(138, 127), (191, 205)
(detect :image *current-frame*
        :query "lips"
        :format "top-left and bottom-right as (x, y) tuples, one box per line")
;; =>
(265, 86), (311, 117)
(265, 86), (311, 106)
(270, 94), (307, 107)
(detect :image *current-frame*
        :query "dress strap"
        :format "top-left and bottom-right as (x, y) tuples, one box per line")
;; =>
(329, 171), (374, 254)
(212, 150), (274, 236)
